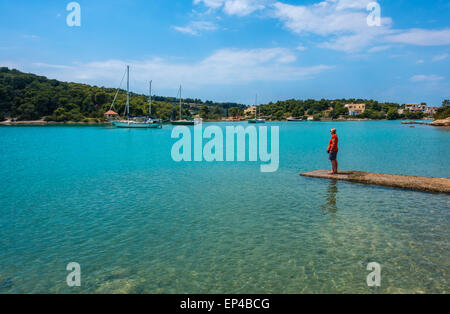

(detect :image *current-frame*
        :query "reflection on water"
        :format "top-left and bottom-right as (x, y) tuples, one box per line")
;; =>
(321, 180), (338, 216)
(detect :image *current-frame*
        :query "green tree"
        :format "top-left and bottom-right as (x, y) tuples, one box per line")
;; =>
(67, 108), (85, 122)
(292, 106), (305, 118)
(17, 103), (39, 121)
(434, 106), (450, 120)
(94, 92), (108, 105)
(47, 107), (70, 122)
(274, 110), (284, 120)
(404, 110), (424, 120)
(330, 103), (348, 119)
(387, 108), (400, 120)
(213, 106), (222, 116)
(199, 105), (210, 119)
(229, 107), (240, 117)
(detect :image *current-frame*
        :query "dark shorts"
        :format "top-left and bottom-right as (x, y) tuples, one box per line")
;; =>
(329, 151), (338, 161)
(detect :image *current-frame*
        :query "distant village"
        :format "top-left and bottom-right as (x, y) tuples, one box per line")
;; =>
(216, 102), (439, 121)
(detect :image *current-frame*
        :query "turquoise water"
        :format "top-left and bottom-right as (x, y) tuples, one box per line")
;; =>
(0, 121), (449, 293)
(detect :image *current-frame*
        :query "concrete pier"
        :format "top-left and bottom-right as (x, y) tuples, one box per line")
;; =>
(300, 170), (450, 194)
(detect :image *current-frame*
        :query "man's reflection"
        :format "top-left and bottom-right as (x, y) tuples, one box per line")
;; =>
(321, 180), (338, 215)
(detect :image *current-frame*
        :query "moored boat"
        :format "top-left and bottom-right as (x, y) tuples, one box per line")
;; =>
(171, 85), (198, 125)
(248, 95), (265, 124)
(248, 119), (266, 124)
(109, 66), (162, 129)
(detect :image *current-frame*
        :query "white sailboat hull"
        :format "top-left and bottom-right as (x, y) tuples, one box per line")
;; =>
(248, 119), (265, 124)
(108, 67), (162, 129)
(171, 118), (202, 126)
(111, 120), (162, 128)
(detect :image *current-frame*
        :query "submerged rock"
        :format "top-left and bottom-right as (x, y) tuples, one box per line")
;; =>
(96, 278), (139, 294)
(0, 276), (13, 291)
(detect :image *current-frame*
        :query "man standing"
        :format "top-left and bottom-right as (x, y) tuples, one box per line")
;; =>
(327, 128), (338, 174)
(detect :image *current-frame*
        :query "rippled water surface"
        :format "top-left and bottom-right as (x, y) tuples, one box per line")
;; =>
(0, 121), (449, 293)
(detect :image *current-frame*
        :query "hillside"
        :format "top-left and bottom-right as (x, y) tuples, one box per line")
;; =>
(0, 67), (245, 122)
(0, 67), (446, 122)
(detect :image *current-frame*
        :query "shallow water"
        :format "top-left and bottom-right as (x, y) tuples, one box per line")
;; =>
(0, 121), (448, 293)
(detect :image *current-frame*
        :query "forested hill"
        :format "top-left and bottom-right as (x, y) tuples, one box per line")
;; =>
(1, 67), (446, 122)
(0, 67), (245, 122)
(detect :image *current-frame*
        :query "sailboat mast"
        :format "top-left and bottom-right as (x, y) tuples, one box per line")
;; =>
(126, 65), (130, 117)
(255, 94), (258, 119)
(179, 85), (182, 120)
(149, 80), (152, 116)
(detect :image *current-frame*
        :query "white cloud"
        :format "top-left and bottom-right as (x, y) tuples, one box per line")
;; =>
(194, 0), (268, 16)
(318, 31), (386, 52)
(173, 21), (218, 35)
(416, 59), (424, 64)
(191, 0), (450, 54)
(271, 1), (450, 53)
(272, 0), (393, 53)
(334, 0), (372, 11)
(190, 1), (450, 53)
(224, 0), (266, 16)
(32, 62), (73, 69)
(272, 1), (373, 36)
(368, 45), (391, 53)
(194, 0), (224, 9)
(296, 45), (307, 51)
(22, 34), (39, 39)
(385, 29), (450, 46)
(20, 48), (332, 90)
(432, 53), (448, 62)
(410, 74), (445, 82)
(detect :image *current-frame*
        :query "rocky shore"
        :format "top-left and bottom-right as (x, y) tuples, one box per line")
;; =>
(0, 119), (107, 126)
(428, 117), (450, 127)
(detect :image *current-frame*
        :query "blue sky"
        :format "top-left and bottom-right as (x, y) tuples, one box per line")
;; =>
(0, 0), (449, 106)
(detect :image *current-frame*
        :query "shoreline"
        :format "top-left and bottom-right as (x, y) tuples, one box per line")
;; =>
(1, 118), (445, 127)
(0, 119), (450, 129)
(0, 119), (110, 126)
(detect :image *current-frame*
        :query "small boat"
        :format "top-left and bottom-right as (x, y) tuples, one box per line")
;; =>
(110, 66), (162, 129)
(248, 95), (265, 124)
(171, 120), (193, 126)
(401, 121), (426, 125)
(287, 117), (304, 122)
(171, 85), (198, 125)
(248, 119), (266, 124)
(171, 118), (202, 126)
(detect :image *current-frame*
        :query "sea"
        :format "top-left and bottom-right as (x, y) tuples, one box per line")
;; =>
(0, 121), (448, 293)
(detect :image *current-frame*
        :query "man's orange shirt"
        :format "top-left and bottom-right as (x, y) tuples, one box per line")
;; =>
(328, 134), (338, 152)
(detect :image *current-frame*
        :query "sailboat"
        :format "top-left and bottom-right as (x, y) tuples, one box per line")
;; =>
(171, 85), (200, 125)
(110, 66), (162, 129)
(287, 117), (304, 121)
(248, 95), (265, 124)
